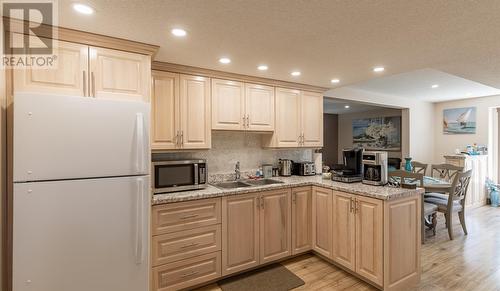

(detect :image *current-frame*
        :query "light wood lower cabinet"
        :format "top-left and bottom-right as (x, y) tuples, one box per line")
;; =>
(311, 187), (333, 258)
(291, 187), (312, 254)
(355, 196), (383, 286)
(222, 193), (260, 276)
(222, 189), (291, 276)
(331, 191), (383, 286)
(150, 188), (421, 291)
(332, 191), (356, 270)
(152, 252), (221, 291)
(259, 189), (291, 264)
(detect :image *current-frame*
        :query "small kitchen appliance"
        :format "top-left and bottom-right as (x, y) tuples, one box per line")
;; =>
(331, 148), (363, 183)
(278, 159), (292, 176)
(262, 164), (273, 178)
(152, 159), (207, 194)
(292, 161), (316, 176)
(362, 151), (388, 186)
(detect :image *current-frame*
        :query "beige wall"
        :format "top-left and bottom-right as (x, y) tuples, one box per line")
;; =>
(433, 95), (500, 163)
(324, 87), (435, 163)
(337, 108), (402, 163)
(323, 114), (338, 166)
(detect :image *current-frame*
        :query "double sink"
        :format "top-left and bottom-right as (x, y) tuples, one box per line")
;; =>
(213, 178), (284, 189)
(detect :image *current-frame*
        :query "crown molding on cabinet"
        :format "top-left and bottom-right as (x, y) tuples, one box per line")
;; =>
(152, 61), (329, 94)
(2, 17), (159, 56)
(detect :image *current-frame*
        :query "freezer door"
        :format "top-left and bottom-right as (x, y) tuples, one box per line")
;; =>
(13, 176), (150, 291)
(13, 93), (150, 182)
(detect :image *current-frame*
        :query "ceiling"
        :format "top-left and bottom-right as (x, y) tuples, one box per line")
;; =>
(56, 0), (500, 94)
(341, 69), (500, 102)
(323, 98), (387, 115)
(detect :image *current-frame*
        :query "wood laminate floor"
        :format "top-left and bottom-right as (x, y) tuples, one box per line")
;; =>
(195, 206), (500, 291)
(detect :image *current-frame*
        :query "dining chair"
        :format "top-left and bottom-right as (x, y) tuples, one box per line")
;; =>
(388, 170), (438, 241)
(430, 163), (464, 182)
(424, 170), (473, 240)
(399, 161), (429, 175)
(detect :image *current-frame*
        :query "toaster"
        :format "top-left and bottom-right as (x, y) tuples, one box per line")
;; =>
(292, 161), (316, 176)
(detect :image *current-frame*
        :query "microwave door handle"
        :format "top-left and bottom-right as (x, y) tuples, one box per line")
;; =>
(135, 178), (145, 264)
(194, 164), (199, 185)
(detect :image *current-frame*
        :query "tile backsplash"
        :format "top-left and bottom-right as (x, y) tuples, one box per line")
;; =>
(152, 131), (313, 180)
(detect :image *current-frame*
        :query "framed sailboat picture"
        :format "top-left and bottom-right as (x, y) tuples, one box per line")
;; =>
(443, 107), (476, 134)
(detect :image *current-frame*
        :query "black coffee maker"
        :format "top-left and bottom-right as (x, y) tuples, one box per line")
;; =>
(331, 148), (363, 183)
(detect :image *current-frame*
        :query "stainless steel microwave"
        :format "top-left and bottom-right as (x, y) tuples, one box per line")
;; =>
(152, 159), (207, 194)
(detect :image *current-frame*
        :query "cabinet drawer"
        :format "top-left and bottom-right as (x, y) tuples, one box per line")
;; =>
(152, 198), (221, 235)
(152, 225), (221, 266)
(152, 252), (221, 291)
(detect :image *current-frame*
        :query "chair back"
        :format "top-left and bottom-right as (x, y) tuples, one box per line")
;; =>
(388, 170), (424, 188)
(399, 161), (428, 175)
(450, 169), (473, 205)
(431, 163), (464, 182)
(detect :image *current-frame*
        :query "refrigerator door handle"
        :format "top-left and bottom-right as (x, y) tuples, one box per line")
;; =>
(136, 113), (147, 174)
(135, 178), (145, 264)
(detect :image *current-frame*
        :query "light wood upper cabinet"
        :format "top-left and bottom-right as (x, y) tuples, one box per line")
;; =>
(222, 193), (260, 276)
(259, 189), (291, 264)
(13, 40), (151, 102)
(151, 73), (211, 150)
(332, 191), (356, 271)
(89, 47), (151, 101)
(273, 87), (301, 147)
(211, 80), (275, 132)
(151, 71), (179, 150)
(356, 196), (383, 286)
(301, 91), (323, 147)
(245, 83), (275, 131)
(13, 40), (88, 96)
(179, 75), (211, 149)
(291, 187), (312, 255)
(211, 79), (244, 130)
(264, 88), (323, 148)
(311, 187), (333, 258)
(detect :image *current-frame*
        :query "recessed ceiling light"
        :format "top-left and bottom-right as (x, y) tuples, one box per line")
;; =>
(373, 67), (385, 72)
(344, 105), (350, 109)
(431, 84), (439, 88)
(73, 3), (94, 15)
(219, 57), (231, 64)
(291, 71), (301, 76)
(257, 65), (268, 71)
(171, 28), (187, 37)
(331, 79), (340, 84)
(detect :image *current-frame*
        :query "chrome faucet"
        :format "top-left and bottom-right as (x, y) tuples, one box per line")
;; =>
(235, 161), (241, 180)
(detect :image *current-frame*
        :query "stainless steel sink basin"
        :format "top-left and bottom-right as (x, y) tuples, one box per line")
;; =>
(244, 179), (284, 186)
(213, 179), (284, 189)
(213, 181), (252, 189)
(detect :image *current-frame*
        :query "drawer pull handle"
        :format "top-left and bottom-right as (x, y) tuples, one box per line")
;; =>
(180, 214), (199, 220)
(180, 271), (199, 278)
(180, 242), (199, 249)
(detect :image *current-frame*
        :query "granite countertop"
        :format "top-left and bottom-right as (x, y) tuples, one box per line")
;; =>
(152, 175), (424, 205)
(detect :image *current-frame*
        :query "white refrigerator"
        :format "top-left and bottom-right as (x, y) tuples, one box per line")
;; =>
(12, 93), (150, 291)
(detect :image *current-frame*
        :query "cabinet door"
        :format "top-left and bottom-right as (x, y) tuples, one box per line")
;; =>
(260, 189), (291, 264)
(355, 196), (383, 286)
(151, 71), (179, 150)
(301, 91), (323, 147)
(13, 39), (88, 96)
(222, 193), (260, 276)
(211, 79), (244, 130)
(245, 83), (275, 131)
(89, 47), (151, 101)
(311, 187), (332, 258)
(332, 191), (356, 271)
(179, 75), (211, 149)
(291, 187), (312, 254)
(274, 87), (301, 147)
